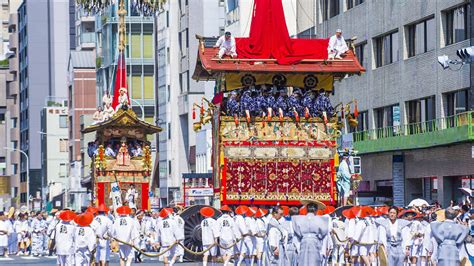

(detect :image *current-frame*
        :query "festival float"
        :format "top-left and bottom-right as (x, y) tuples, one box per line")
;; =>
(81, 0), (162, 210)
(179, 0), (365, 259)
(192, 0), (365, 208)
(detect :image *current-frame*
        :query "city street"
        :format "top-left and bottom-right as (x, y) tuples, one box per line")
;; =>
(0, 255), (203, 265)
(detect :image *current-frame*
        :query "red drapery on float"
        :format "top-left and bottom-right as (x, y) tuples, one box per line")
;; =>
(111, 52), (130, 110)
(235, 0), (329, 65)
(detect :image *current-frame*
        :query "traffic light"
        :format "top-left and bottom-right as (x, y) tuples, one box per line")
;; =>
(456, 46), (474, 62)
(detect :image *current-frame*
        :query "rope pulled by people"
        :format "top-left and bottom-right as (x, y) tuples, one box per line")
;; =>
(108, 236), (244, 257)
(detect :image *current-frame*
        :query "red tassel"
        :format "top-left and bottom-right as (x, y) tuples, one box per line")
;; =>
(323, 111), (328, 124)
(341, 106), (345, 119)
(246, 110), (251, 123)
(304, 107), (310, 119)
(267, 108), (272, 120)
(200, 102), (205, 114)
(234, 114), (239, 126)
(192, 107), (196, 120)
(354, 100), (359, 118)
(294, 109), (299, 122)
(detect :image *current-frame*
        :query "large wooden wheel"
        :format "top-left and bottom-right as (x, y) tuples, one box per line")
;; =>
(180, 205), (221, 261)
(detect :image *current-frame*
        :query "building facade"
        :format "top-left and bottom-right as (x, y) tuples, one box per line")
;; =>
(297, 0), (474, 206)
(67, 50), (96, 210)
(18, 0), (70, 204)
(40, 105), (69, 210)
(0, 0), (23, 209)
(74, 1), (95, 51)
(155, 0), (225, 206)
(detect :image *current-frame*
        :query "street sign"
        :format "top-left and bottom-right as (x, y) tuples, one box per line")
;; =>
(150, 196), (160, 209)
(187, 188), (214, 197)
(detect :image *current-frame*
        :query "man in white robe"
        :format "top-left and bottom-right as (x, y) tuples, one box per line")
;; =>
(111, 206), (139, 266)
(328, 29), (349, 60)
(55, 210), (76, 266)
(214, 32), (237, 59)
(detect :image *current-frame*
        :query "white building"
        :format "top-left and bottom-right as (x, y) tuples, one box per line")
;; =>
(40, 105), (70, 209)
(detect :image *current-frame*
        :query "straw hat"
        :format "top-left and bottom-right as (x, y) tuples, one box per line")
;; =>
(199, 207), (215, 218)
(300, 199), (326, 210)
(59, 210), (77, 222)
(116, 206), (131, 216)
(97, 203), (109, 213)
(159, 208), (173, 219)
(220, 205), (232, 212)
(235, 206), (249, 216)
(299, 206), (308, 215)
(7, 207), (15, 219)
(74, 212), (94, 227)
(255, 208), (266, 218)
(86, 207), (98, 215)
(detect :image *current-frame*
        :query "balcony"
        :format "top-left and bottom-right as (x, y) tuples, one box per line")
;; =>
(353, 112), (474, 154)
(8, 33), (17, 51)
(8, 58), (17, 73)
(7, 79), (18, 96)
(10, 151), (19, 165)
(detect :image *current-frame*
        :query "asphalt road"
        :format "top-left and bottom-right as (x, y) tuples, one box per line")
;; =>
(0, 254), (204, 265)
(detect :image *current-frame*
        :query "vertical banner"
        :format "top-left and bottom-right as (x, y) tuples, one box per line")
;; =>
(110, 182), (122, 211)
(392, 155), (405, 206)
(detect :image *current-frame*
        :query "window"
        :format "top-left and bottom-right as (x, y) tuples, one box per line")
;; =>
(59, 139), (68, 152)
(168, 160), (172, 175)
(12, 164), (17, 175)
(168, 122), (171, 139)
(347, 0), (364, 10)
(59, 115), (68, 128)
(0, 113), (4, 124)
(349, 110), (368, 134)
(322, 0), (340, 20)
(354, 42), (366, 67)
(59, 163), (67, 177)
(406, 96), (436, 133)
(179, 71), (189, 93)
(374, 31), (399, 67)
(445, 4), (470, 45)
(407, 17), (435, 57)
(11, 141), (17, 149)
(375, 104), (400, 137)
(227, 0), (238, 12)
(446, 90), (468, 116)
(20, 192), (26, 203)
(407, 96), (436, 123)
(0, 157), (5, 175)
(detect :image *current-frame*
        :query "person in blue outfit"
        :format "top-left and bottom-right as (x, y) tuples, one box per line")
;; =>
(288, 88), (303, 118)
(226, 90), (240, 116)
(315, 89), (334, 117)
(254, 86), (267, 117)
(240, 89), (256, 118)
(302, 90), (316, 117)
(274, 88), (289, 117)
(263, 85), (276, 118)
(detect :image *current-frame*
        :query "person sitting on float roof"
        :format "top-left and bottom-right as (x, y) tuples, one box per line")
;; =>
(214, 31), (237, 59)
(328, 29), (349, 60)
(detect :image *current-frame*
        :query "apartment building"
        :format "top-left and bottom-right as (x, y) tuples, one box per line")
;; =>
(297, 0), (474, 206)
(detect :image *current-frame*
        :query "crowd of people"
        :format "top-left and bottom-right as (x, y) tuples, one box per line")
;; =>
(0, 201), (473, 265)
(222, 86), (334, 121)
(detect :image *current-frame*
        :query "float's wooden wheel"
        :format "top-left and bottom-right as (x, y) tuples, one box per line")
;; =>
(180, 205), (221, 261)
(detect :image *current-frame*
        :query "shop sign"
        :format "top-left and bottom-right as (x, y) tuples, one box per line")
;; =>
(187, 188), (214, 197)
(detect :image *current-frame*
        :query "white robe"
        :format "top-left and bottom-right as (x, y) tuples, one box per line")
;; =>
(55, 222), (76, 255)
